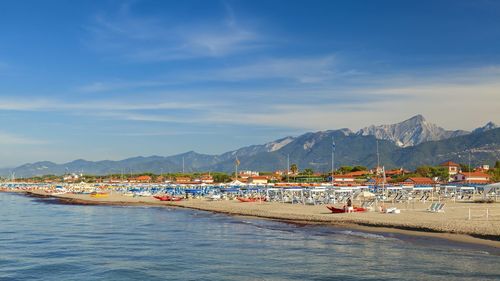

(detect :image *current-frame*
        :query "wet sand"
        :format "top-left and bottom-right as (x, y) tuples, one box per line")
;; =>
(24, 190), (500, 247)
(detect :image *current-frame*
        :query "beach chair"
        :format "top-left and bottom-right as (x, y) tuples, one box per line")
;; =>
(427, 202), (438, 212)
(428, 203), (445, 213)
(435, 203), (445, 213)
(385, 207), (400, 214)
(365, 201), (375, 211)
(305, 197), (315, 205)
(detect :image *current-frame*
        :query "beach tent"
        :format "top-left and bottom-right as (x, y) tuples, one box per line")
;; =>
(483, 182), (500, 201)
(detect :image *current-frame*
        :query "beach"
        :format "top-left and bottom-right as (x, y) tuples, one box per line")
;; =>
(23, 190), (500, 248)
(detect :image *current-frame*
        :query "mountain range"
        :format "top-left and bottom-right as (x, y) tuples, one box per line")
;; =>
(2, 115), (499, 178)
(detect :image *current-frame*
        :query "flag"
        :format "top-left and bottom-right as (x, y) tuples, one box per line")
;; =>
(332, 138), (336, 152)
(235, 157), (240, 166)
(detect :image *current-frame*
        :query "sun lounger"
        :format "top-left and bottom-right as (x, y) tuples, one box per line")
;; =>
(435, 203), (445, 212)
(385, 207), (400, 214)
(427, 202), (438, 212)
(427, 203), (445, 213)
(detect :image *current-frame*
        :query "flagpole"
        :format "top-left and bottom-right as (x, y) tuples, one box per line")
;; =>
(287, 154), (290, 183)
(331, 137), (335, 185)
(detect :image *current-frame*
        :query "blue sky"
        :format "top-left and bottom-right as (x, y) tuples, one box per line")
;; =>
(0, 0), (499, 166)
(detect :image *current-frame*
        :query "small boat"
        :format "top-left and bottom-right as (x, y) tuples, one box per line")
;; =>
(236, 197), (266, 203)
(154, 195), (183, 202)
(90, 192), (109, 198)
(326, 205), (366, 213)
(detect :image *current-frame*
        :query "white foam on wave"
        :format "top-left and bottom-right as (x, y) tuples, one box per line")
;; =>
(337, 230), (394, 240)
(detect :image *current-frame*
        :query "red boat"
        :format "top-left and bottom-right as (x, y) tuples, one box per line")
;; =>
(154, 195), (183, 202)
(236, 197), (266, 203)
(326, 205), (367, 213)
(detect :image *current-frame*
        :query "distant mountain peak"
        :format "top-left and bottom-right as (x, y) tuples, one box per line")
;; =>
(2, 116), (498, 178)
(265, 136), (295, 152)
(357, 114), (469, 147)
(409, 114), (425, 122)
(473, 121), (498, 134)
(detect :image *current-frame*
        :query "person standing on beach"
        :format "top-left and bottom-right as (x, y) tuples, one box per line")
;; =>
(346, 197), (353, 213)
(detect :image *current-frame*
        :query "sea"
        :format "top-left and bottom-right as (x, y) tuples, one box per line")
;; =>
(0, 192), (499, 281)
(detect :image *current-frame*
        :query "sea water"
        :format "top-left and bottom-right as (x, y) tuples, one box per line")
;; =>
(0, 192), (499, 281)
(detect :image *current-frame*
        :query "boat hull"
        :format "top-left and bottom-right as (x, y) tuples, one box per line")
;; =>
(154, 196), (183, 202)
(326, 206), (366, 213)
(236, 197), (266, 203)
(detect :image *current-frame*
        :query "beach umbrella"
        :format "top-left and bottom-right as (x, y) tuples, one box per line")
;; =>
(356, 191), (375, 200)
(483, 182), (500, 201)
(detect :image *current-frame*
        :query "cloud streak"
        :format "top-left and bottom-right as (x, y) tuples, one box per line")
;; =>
(85, 3), (264, 62)
(1, 66), (499, 131)
(0, 131), (48, 145)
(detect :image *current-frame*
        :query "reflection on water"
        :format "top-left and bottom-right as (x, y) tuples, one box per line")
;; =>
(0, 192), (499, 281)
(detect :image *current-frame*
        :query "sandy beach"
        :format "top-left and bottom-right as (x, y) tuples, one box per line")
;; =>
(22, 190), (500, 248)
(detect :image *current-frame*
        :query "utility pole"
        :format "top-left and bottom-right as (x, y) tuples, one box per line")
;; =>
(235, 156), (239, 180)
(182, 156), (185, 174)
(287, 154), (290, 183)
(331, 137), (336, 184)
(376, 140), (380, 173)
(468, 151), (471, 185)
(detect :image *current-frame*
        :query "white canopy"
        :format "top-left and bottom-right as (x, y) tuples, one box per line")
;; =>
(228, 180), (244, 186)
(483, 182), (500, 195)
(356, 191), (375, 199)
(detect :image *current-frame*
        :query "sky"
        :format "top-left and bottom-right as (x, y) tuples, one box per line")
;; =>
(0, 0), (499, 167)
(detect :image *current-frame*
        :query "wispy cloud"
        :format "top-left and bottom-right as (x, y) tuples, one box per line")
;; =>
(0, 131), (47, 145)
(77, 80), (171, 93)
(0, 98), (211, 111)
(84, 3), (263, 62)
(2, 66), (499, 131)
(189, 55), (339, 83)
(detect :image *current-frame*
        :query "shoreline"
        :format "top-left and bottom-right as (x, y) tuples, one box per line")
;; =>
(21, 190), (500, 248)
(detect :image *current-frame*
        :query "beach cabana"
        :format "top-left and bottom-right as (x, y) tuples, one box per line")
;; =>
(282, 188), (304, 204)
(483, 182), (500, 201)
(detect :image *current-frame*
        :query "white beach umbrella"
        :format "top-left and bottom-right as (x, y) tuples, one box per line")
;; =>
(356, 191), (375, 200)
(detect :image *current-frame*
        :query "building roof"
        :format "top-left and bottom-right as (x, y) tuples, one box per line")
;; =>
(249, 176), (268, 180)
(440, 161), (460, 167)
(334, 175), (354, 178)
(454, 180), (490, 184)
(135, 175), (151, 181)
(457, 172), (490, 178)
(405, 177), (435, 184)
(385, 169), (409, 175)
(345, 171), (370, 177)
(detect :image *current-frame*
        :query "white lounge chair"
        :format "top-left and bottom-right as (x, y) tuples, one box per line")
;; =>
(427, 202), (438, 212)
(428, 203), (445, 213)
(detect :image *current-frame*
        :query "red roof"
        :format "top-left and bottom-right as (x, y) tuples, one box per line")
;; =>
(334, 175), (354, 178)
(249, 176), (268, 180)
(441, 161), (460, 167)
(405, 177), (435, 184)
(345, 171), (370, 177)
(385, 169), (408, 175)
(458, 172), (490, 178)
(135, 175), (151, 181)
